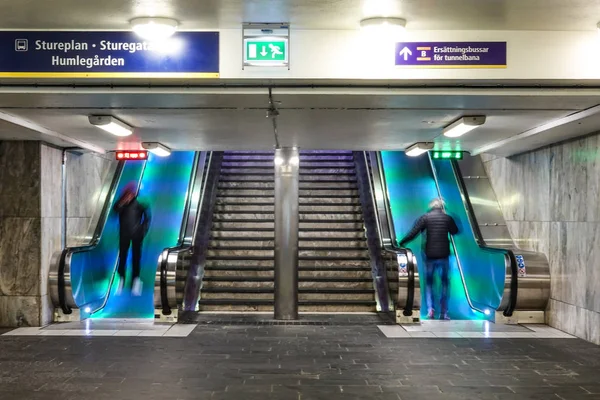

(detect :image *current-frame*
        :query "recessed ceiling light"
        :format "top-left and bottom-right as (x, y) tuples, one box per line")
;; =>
(443, 116), (486, 138)
(131, 17), (178, 41)
(405, 142), (434, 157)
(88, 115), (133, 137)
(360, 17), (406, 34)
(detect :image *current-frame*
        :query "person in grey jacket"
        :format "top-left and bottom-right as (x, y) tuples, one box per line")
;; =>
(113, 183), (151, 296)
(399, 199), (458, 320)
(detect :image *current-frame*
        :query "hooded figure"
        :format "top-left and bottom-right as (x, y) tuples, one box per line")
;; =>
(399, 198), (459, 320)
(113, 182), (151, 296)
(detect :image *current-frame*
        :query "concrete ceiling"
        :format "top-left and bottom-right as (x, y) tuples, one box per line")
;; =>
(1, 0), (600, 31)
(1, 88), (600, 155)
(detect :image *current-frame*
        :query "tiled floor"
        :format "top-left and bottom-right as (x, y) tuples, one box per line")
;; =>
(378, 320), (576, 339)
(2, 319), (197, 337)
(0, 314), (597, 400)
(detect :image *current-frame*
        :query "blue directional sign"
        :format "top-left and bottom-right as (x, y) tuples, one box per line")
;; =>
(0, 31), (220, 78)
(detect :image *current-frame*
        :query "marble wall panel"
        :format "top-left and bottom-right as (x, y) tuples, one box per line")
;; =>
(40, 217), (61, 298)
(0, 295), (40, 327)
(550, 138), (589, 222)
(0, 217), (41, 297)
(66, 217), (92, 246)
(522, 148), (551, 222)
(40, 145), (62, 218)
(0, 142), (40, 218)
(485, 130), (600, 344)
(506, 221), (550, 255)
(485, 156), (525, 221)
(583, 134), (600, 223)
(66, 152), (115, 218)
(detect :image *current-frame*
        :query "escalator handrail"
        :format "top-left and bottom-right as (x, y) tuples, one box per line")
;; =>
(363, 151), (417, 315)
(450, 159), (518, 316)
(159, 152), (213, 314)
(56, 160), (126, 314)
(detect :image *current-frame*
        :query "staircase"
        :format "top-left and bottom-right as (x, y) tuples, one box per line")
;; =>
(298, 151), (375, 312)
(199, 150), (376, 312)
(200, 151), (275, 311)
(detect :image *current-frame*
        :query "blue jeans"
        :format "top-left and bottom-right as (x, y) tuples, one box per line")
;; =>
(425, 258), (449, 315)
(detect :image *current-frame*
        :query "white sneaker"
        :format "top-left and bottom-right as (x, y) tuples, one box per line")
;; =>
(132, 278), (143, 297)
(116, 279), (124, 296)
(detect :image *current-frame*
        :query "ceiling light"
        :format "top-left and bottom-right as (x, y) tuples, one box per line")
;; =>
(88, 115), (133, 137)
(405, 142), (434, 157)
(142, 142), (171, 157)
(360, 17), (406, 34)
(443, 116), (486, 138)
(131, 17), (178, 41)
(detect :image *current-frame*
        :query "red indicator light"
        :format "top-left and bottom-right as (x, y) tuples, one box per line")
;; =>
(115, 150), (148, 161)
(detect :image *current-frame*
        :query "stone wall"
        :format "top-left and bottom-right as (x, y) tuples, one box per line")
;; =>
(484, 132), (600, 344)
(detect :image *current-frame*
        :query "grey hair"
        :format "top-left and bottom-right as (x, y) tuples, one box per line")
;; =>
(429, 198), (445, 209)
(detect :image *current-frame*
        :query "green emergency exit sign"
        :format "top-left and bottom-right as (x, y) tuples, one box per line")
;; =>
(432, 151), (464, 160)
(244, 39), (288, 65)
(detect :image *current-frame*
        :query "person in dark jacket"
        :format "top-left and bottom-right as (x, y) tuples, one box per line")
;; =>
(113, 183), (151, 296)
(399, 199), (459, 320)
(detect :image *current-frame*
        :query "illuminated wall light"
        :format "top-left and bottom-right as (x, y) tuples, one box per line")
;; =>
(405, 142), (434, 157)
(360, 17), (406, 36)
(88, 115), (133, 137)
(131, 17), (178, 41)
(142, 142), (171, 157)
(443, 116), (486, 138)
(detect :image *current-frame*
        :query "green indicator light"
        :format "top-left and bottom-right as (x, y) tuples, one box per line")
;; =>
(441, 152), (452, 159)
(455, 152), (463, 159)
(433, 152), (440, 159)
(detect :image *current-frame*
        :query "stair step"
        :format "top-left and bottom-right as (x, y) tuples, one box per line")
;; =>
(199, 299), (375, 306)
(297, 260), (369, 268)
(219, 182), (275, 189)
(217, 190), (274, 197)
(206, 259), (274, 267)
(206, 255), (274, 260)
(299, 230), (365, 239)
(206, 249), (274, 257)
(204, 270), (373, 279)
(299, 181), (357, 189)
(300, 155), (353, 161)
(203, 276), (372, 282)
(205, 265), (370, 271)
(299, 189), (359, 197)
(212, 221), (274, 229)
(213, 213), (274, 220)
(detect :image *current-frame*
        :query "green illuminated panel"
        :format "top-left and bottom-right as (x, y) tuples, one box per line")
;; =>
(381, 151), (481, 320)
(89, 151), (196, 319)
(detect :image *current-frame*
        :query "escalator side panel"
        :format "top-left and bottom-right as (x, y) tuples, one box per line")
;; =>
(70, 161), (146, 310)
(381, 151), (477, 320)
(92, 151), (196, 319)
(432, 159), (505, 314)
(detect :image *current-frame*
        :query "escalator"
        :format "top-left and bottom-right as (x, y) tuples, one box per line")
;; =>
(50, 151), (198, 320)
(374, 151), (550, 321)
